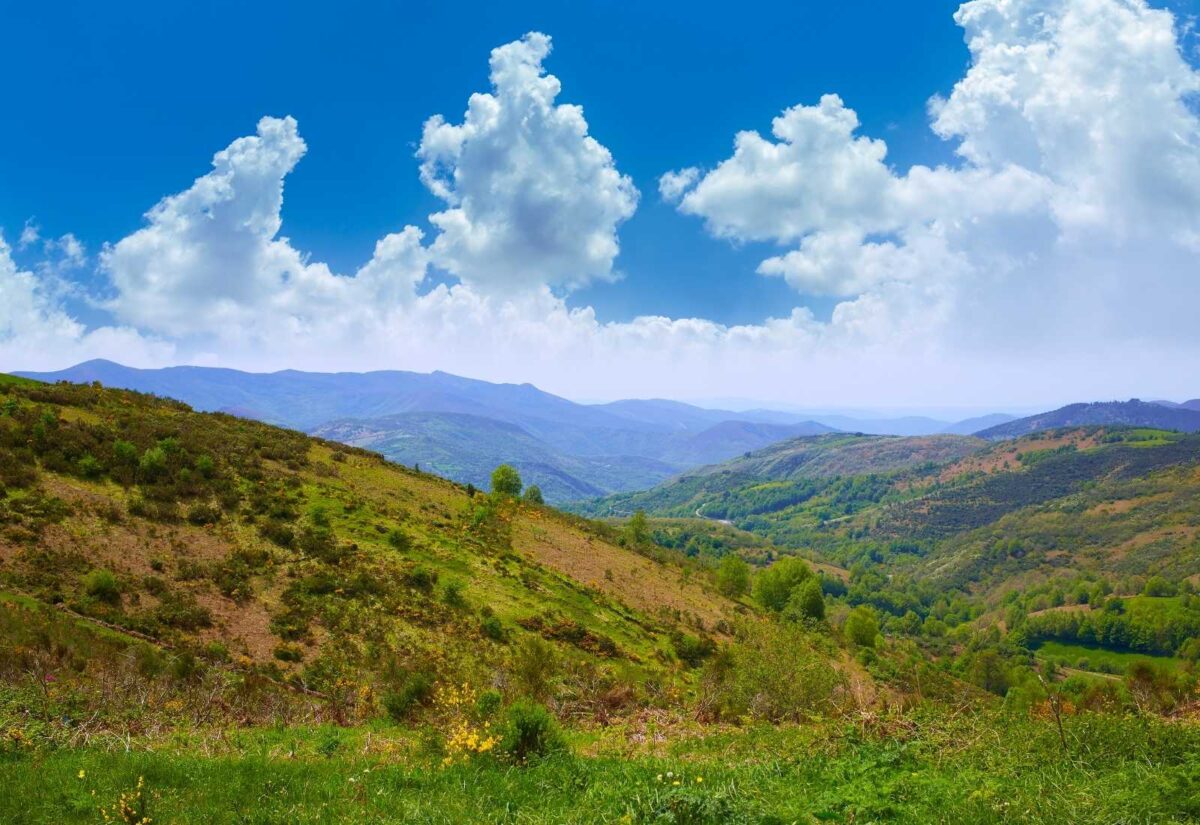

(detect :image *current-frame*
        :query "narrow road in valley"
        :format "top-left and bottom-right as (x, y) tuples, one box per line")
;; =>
(695, 506), (733, 526)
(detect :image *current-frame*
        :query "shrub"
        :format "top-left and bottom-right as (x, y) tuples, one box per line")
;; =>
(753, 556), (814, 612)
(702, 621), (846, 723)
(83, 568), (121, 604)
(76, 453), (104, 479)
(491, 464), (523, 498)
(844, 606), (879, 648)
(138, 446), (168, 482)
(442, 579), (467, 609)
(476, 689), (502, 719)
(273, 643), (304, 662)
(112, 440), (138, 466)
(383, 672), (435, 722)
(783, 579), (826, 622)
(186, 502), (221, 526)
(522, 485), (545, 505)
(155, 592), (213, 630)
(715, 555), (751, 598)
(497, 700), (566, 763)
(404, 565), (438, 593)
(509, 636), (558, 702)
(481, 614), (506, 641)
(386, 528), (411, 551)
(671, 632), (716, 668)
(194, 454), (215, 478)
(1144, 576), (1176, 597)
(258, 520), (295, 548)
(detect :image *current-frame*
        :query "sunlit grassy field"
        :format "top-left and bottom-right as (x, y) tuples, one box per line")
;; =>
(3, 712), (1199, 824)
(1036, 640), (1184, 675)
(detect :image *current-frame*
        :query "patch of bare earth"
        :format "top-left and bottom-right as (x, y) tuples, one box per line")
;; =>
(512, 511), (738, 631)
(934, 431), (1103, 483)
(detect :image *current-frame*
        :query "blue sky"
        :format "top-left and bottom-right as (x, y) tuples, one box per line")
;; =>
(2, 0), (969, 324)
(2, 1), (1199, 407)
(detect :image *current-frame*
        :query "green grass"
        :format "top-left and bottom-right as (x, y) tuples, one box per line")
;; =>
(2, 713), (1198, 824)
(1035, 640), (1184, 675)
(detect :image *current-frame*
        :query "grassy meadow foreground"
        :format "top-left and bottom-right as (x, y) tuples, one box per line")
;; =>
(2, 375), (1200, 822)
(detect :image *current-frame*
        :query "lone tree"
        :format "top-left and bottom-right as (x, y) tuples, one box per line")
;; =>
(715, 555), (751, 598)
(491, 464), (523, 498)
(622, 509), (650, 547)
(522, 485), (545, 505)
(784, 578), (826, 622)
(844, 606), (879, 648)
(752, 556), (814, 612)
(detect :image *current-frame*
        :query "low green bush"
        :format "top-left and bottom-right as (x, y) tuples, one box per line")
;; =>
(497, 700), (566, 763)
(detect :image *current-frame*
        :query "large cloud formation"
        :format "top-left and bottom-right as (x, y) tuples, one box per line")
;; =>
(3, 3), (1200, 406)
(665, 0), (1200, 358)
(418, 32), (639, 293)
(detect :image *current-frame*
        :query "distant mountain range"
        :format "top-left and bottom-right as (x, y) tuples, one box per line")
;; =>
(18, 361), (1193, 499)
(977, 399), (1200, 440)
(1153, 399), (1200, 412)
(14, 360), (839, 501)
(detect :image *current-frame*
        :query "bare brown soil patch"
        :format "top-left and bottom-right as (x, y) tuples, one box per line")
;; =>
(512, 511), (738, 632)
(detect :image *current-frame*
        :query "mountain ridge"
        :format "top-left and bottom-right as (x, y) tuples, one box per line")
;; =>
(977, 399), (1200, 439)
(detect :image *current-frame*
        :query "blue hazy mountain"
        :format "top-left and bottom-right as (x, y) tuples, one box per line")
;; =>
(15, 360), (836, 501)
(977, 399), (1200, 440)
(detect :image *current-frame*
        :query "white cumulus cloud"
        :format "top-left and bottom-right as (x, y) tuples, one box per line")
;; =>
(4, 10), (1200, 409)
(667, 0), (1200, 354)
(102, 116), (430, 345)
(0, 234), (170, 370)
(418, 32), (639, 293)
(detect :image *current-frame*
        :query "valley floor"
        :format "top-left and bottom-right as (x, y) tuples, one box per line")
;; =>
(3, 711), (1198, 824)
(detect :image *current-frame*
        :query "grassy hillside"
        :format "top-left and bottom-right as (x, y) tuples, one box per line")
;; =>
(4, 378), (1200, 822)
(576, 433), (984, 520)
(0, 376), (745, 710)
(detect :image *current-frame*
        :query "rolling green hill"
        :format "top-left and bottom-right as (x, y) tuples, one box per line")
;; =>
(0, 375), (744, 706)
(3, 378), (1200, 822)
(584, 426), (1200, 614)
(576, 432), (984, 520)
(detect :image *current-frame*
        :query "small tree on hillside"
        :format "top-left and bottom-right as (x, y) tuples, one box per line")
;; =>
(784, 578), (826, 622)
(622, 509), (650, 547)
(715, 555), (751, 598)
(844, 606), (879, 648)
(491, 464), (523, 498)
(753, 556), (814, 612)
(522, 485), (545, 505)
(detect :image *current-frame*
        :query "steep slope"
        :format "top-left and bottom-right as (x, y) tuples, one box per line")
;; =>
(688, 433), (985, 481)
(977, 399), (1200, 439)
(312, 411), (680, 502)
(583, 425), (1200, 604)
(862, 428), (1200, 590)
(0, 375), (741, 702)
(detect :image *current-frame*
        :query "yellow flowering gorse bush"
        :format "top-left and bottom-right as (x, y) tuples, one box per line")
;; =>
(435, 682), (497, 767)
